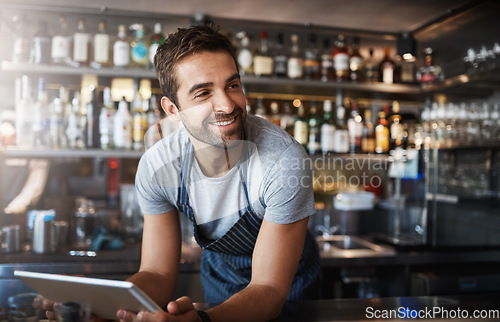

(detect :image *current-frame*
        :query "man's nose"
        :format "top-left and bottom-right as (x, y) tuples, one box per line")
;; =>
(212, 91), (235, 114)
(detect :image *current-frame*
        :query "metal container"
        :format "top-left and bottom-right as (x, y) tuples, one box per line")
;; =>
(0, 225), (21, 253)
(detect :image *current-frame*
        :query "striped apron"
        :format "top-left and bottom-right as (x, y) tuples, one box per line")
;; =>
(176, 142), (321, 304)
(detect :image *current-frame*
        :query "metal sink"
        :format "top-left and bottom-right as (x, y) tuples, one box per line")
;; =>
(316, 235), (395, 258)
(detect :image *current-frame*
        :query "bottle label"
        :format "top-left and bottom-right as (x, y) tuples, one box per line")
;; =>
(131, 43), (148, 64)
(320, 124), (335, 153)
(273, 55), (288, 75)
(333, 129), (349, 153)
(237, 49), (253, 71)
(293, 121), (308, 145)
(73, 33), (90, 62)
(288, 58), (304, 78)
(334, 53), (349, 72)
(382, 63), (394, 84)
(94, 34), (110, 63)
(253, 56), (273, 76)
(349, 56), (364, 71)
(51, 36), (70, 60)
(114, 41), (130, 67)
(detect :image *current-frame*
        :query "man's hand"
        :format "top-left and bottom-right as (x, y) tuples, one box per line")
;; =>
(117, 296), (201, 322)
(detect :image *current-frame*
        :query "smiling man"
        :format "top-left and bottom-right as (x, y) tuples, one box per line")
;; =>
(121, 24), (321, 322)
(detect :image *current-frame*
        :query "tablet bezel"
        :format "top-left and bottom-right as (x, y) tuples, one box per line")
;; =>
(14, 270), (162, 320)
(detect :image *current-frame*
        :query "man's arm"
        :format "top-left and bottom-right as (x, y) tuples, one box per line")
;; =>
(126, 209), (182, 308)
(206, 217), (309, 321)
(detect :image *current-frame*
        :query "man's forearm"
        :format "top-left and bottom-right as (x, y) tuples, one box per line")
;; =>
(127, 270), (178, 308)
(205, 283), (286, 322)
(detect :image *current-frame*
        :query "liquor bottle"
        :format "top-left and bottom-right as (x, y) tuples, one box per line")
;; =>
(280, 102), (295, 136)
(32, 20), (51, 65)
(361, 109), (375, 154)
(49, 95), (66, 148)
(253, 31), (273, 77)
(273, 33), (288, 78)
(379, 46), (397, 84)
(99, 87), (115, 150)
(144, 94), (163, 148)
(399, 56), (416, 84)
(364, 48), (379, 83)
(269, 101), (282, 126)
(320, 38), (334, 82)
(347, 100), (363, 153)
(375, 106), (390, 154)
(349, 37), (364, 82)
(416, 47), (444, 84)
(32, 77), (49, 147)
(51, 16), (72, 66)
(132, 94), (147, 151)
(130, 24), (148, 69)
(333, 92), (349, 153)
(15, 75), (34, 147)
(287, 34), (304, 79)
(236, 31), (253, 76)
(254, 97), (268, 120)
(86, 85), (101, 149)
(11, 15), (31, 63)
(113, 24), (131, 68)
(303, 33), (321, 80)
(114, 97), (132, 150)
(307, 102), (321, 155)
(72, 18), (92, 67)
(293, 101), (308, 148)
(320, 99), (335, 154)
(149, 23), (165, 70)
(66, 92), (85, 149)
(93, 20), (111, 68)
(388, 101), (404, 150)
(333, 34), (350, 82)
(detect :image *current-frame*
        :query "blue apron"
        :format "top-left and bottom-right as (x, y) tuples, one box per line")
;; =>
(176, 142), (321, 304)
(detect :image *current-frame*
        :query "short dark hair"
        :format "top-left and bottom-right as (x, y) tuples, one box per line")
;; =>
(154, 24), (238, 107)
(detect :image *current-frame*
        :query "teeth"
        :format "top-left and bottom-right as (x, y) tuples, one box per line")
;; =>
(214, 116), (236, 126)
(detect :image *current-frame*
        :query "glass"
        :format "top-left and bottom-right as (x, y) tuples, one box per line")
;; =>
(54, 301), (91, 322)
(7, 292), (44, 322)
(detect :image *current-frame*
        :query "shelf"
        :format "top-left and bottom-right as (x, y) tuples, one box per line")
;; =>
(0, 147), (144, 159)
(1, 61), (156, 79)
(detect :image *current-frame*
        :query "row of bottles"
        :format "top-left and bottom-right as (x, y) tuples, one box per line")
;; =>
(249, 94), (412, 156)
(11, 15), (165, 70)
(235, 31), (444, 85)
(463, 41), (500, 74)
(14, 75), (164, 150)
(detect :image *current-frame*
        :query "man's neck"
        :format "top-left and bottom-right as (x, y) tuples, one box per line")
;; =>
(192, 140), (244, 177)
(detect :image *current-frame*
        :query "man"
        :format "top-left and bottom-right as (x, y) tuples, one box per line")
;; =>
(119, 24), (321, 321)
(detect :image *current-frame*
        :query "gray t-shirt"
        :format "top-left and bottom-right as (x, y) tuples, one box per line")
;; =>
(135, 115), (315, 240)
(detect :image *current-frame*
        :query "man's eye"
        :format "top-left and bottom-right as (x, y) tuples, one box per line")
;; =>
(195, 91), (209, 99)
(228, 83), (240, 89)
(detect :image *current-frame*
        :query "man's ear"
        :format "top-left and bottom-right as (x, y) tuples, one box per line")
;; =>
(161, 96), (181, 121)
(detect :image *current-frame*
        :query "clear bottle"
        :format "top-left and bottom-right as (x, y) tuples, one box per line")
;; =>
(303, 33), (321, 80)
(320, 99), (335, 154)
(416, 47), (444, 84)
(379, 46), (398, 84)
(130, 24), (149, 69)
(113, 97), (132, 150)
(11, 15), (31, 63)
(72, 18), (92, 67)
(15, 75), (34, 147)
(253, 31), (273, 77)
(268, 101), (282, 126)
(51, 16), (72, 66)
(287, 34), (304, 79)
(132, 93), (147, 151)
(273, 33), (288, 78)
(144, 94), (163, 148)
(92, 20), (111, 68)
(333, 92), (349, 153)
(49, 96), (66, 149)
(293, 101), (308, 148)
(113, 24), (131, 68)
(320, 38), (334, 82)
(349, 37), (364, 82)
(149, 23), (165, 70)
(99, 87), (115, 150)
(32, 77), (49, 147)
(364, 48), (379, 83)
(333, 34), (350, 82)
(361, 109), (375, 154)
(66, 92), (85, 149)
(31, 20), (51, 65)
(236, 31), (253, 76)
(347, 100), (363, 153)
(307, 102), (321, 155)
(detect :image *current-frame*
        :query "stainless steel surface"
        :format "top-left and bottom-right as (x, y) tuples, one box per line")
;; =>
(317, 235), (395, 258)
(0, 225), (21, 254)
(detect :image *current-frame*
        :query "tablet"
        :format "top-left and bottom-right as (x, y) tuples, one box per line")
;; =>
(14, 270), (162, 320)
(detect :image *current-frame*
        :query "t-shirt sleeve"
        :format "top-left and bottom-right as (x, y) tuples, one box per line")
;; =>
(135, 154), (177, 215)
(261, 142), (315, 224)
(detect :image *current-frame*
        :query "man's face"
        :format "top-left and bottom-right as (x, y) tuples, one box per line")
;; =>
(173, 50), (246, 149)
